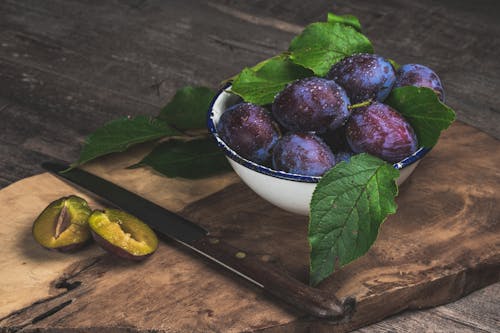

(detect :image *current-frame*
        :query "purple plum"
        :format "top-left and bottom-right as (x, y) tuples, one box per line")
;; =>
(217, 102), (280, 164)
(346, 102), (418, 163)
(395, 64), (445, 102)
(272, 133), (336, 176)
(326, 53), (396, 103)
(272, 77), (350, 133)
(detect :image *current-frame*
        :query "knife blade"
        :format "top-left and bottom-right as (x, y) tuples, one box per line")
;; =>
(42, 162), (354, 320)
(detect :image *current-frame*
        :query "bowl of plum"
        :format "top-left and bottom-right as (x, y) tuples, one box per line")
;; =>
(208, 54), (442, 215)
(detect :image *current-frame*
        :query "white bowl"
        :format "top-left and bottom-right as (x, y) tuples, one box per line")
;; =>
(208, 85), (430, 216)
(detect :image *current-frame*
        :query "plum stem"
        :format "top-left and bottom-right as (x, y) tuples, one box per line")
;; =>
(348, 100), (372, 110)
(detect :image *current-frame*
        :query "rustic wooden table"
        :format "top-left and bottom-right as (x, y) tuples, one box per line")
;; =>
(0, 1), (498, 331)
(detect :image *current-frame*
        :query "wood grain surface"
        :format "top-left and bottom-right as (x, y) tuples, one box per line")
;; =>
(0, 121), (498, 332)
(1, 0), (499, 331)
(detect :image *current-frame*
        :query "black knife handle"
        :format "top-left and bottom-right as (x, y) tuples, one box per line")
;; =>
(189, 235), (355, 320)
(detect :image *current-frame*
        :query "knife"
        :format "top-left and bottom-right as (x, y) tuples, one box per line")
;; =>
(42, 162), (355, 320)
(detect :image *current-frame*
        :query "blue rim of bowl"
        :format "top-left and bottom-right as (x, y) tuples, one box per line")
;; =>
(207, 83), (431, 183)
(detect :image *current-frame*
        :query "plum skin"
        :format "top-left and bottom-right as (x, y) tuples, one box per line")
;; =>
(272, 133), (336, 176)
(346, 102), (418, 163)
(91, 230), (153, 261)
(217, 102), (280, 164)
(326, 53), (396, 103)
(395, 64), (445, 102)
(272, 77), (351, 133)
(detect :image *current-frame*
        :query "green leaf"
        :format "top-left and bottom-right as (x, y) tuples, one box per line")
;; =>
(158, 86), (216, 130)
(74, 116), (180, 167)
(231, 55), (313, 105)
(132, 138), (232, 179)
(385, 86), (456, 148)
(327, 12), (362, 32)
(289, 22), (373, 76)
(308, 154), (399, 286)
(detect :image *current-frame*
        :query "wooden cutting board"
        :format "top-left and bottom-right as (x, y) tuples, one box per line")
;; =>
(1, 121), (499, 332)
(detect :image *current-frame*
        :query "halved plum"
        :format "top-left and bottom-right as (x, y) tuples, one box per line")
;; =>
(88, 209), (158, 261)
(32, 195), (92, 252)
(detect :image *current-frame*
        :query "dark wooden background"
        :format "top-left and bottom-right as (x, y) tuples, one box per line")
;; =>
(0, 0), (499, 331)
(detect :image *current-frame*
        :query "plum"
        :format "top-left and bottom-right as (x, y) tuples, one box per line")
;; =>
(346, 102), (418, 163)
(395, 64), (445, 102)
(335, 151), (354, 163)
(217, 102), (280, 164)
(272, 133), (336, 176)
(326, 53), (396, 103)
(88, 209), (158, 261)
(32, 196), (92, 252)
(272, 77), (350, 133)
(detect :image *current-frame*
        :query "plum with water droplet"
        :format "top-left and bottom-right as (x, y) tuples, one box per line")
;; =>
(394, 64), (445, 102)
(346, 102), (418, 163)
(217, 102), (281, 164)
(272, 133), (336, 176)
(272, 77), (350, 133)
(326, 53), (396, 103)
